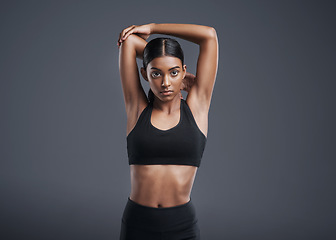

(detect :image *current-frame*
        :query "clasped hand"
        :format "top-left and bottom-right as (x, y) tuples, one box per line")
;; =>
(117, 23), (154, 48)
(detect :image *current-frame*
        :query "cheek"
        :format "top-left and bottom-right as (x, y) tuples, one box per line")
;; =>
(149, 80), (161, 91)
(176, 77), (184, 85)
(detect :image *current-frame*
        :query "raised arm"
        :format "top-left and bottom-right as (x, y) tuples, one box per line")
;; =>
(118, 33), (149, 133)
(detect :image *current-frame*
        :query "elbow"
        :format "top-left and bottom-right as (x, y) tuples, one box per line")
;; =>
(120, 34), (137, 46)
(208, 27), (218, 40)
(119, 34), (143, 49)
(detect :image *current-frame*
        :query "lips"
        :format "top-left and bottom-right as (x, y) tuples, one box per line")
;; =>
(160, 90), (173, 95)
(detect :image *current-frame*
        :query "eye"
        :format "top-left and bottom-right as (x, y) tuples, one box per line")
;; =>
(171, 70), (179, 76)
(151, 72), (160, 78)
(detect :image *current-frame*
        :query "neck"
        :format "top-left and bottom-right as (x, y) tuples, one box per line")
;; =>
(152, 96), (181, 113)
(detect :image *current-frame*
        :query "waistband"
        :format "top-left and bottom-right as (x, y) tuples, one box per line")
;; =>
(127, 197), (192, 210)
(122, 197), (198, 232)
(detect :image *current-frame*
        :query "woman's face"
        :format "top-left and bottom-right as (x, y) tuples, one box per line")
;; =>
(142, 56), (186, 102)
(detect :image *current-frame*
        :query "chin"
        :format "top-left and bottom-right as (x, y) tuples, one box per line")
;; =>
(163, 94), (179, 101)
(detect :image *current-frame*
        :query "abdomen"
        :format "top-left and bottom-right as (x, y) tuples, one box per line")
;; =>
(129, 165), (198, 208)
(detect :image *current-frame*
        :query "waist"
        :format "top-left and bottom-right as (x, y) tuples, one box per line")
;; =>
(122, 197), (198, 232)
(129, 164), (197, 207)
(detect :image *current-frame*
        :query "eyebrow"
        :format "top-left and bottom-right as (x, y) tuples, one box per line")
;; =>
(150, 66), (180, 71)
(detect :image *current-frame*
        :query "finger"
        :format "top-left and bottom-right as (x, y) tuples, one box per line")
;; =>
(117, 31), (129, 47)
(119, 25), (134, 42)
(121, 25), (136, 39)
(122, 25), (135, 35)
(119, 31), (124, 42)
(123, 28), (136, 40)
(118, 29), (134, 46)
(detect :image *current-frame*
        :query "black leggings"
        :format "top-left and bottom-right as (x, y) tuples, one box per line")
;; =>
(120, 197), (201, 240)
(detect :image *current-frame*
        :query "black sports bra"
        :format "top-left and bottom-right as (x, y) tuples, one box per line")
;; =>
(126, 99), (207, 167)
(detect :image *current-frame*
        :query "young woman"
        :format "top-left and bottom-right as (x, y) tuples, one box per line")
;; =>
(117, 23), (218, 240)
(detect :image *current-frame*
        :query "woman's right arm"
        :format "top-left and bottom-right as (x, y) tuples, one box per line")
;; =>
(118, 34), (148, 119)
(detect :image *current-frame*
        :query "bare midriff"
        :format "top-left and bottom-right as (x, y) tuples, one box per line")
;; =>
(129, 164), (198, 208)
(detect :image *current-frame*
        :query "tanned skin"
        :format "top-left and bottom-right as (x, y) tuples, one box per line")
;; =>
(118, 23), (218, 208)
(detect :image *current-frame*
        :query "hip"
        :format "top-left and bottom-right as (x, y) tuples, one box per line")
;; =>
(121, 196), (199, 233)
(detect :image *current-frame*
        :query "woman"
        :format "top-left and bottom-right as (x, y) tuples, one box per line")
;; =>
(117, 23), (218, 240)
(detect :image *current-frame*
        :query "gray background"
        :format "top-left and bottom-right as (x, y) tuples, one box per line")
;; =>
(1, 0), (335, 239)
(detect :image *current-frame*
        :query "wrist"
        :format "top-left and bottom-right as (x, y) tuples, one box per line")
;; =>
(149, 23), (156, 35)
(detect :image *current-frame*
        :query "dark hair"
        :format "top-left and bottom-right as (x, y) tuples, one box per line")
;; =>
(143, 37), (184, 103)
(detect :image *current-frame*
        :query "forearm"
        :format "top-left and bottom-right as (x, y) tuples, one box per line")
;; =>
(150, 23), (216, 45)
(132, 35), (148, 59)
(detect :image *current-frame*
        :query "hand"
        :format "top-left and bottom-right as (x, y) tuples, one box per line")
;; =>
(180, 72), (196, 93)
(117, 23), (154, 48)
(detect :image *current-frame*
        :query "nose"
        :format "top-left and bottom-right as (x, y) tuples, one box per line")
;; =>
(161, 75), (171, 87)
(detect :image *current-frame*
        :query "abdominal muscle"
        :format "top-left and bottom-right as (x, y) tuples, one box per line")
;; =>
(129, 164), (198, 208)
